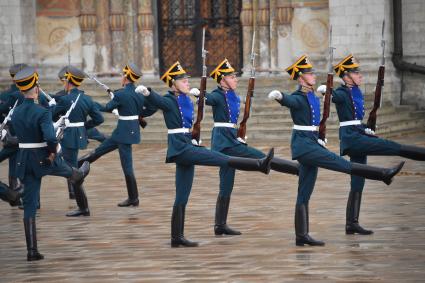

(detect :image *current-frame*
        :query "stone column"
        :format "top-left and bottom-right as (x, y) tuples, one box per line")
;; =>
(257, 0), (270, 74)
(137, 0), (155, 78)
(95, 0), (112, 73)
(109, 0), (126, 72)
(275, 0), (294, 71)
(79, 0), (97, 72)
(124, 0), (138, 64)
(240, 0), (254, 76)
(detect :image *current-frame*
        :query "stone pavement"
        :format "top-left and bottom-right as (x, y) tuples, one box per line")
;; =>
(1, 134), (425, 283)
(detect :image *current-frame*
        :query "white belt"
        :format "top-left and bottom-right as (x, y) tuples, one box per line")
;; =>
(119, 115), (139, 120)
(214, 122), (237, 128)
(67, 122), (85, 127)
(167, 128), (190, 134)
(340, 120), (362, 127)
(19, 142), (47, 149)
(293, 125), (318, 131)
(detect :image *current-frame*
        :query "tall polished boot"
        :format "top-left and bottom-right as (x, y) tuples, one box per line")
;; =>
(295, 203), (325, 246)
(118, 175), (139, 207)
(171, 204), (199, 247)
(346, 191), (373, 235)
(23, 218), (44, 261)
(0, 181), (21, 206)
(399, 145), (425, 161)
(66, 185), (90, 217)
(214, 195), (241, 235)
(67, 180), (75, 199)
(69, 161), (90, 187)
(351, 162), (404, 185)
(77, 147), (115, 168)
(271, 157), (299, 175)
(228, 148), (274, 174)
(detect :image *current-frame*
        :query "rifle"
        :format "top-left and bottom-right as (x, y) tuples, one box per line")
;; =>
(191, 27), (207, 145)
(55, 93), (81, 142)
(38, 87), (54, 102)
(237, 31), (256, 143)
(0, 100), (18, 139)
(11, 34), (15, 64)
(367, 20), (386, 132)
(88, 74), (147, 128)
(318, 25), (335, 143)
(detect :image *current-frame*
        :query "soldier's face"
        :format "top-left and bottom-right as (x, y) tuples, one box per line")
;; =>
(300, 73), (316, 86)
(221, 74), (238, 90)
(348, 72), (363, 86)
(174, 78), (190, 94)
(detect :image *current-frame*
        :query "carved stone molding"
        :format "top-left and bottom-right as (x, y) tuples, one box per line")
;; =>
(79, 14), (97, 32)
(110, 14), (126, 31)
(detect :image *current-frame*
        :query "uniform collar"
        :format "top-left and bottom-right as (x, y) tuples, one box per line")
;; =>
(10, 84), (19, 92)
(23, 98), (35, 104)
(298, 84), (313, 94)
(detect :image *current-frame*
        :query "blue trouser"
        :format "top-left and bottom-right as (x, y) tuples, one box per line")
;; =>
(344, 136), (401, 193)
(219, 144), (265, 197)
(0, 147), (18, 178)
(62, 147), (79, 168)
(173, 146), (229, 206)
(92, 138), (134, 176)
(87, 128), (107, 143)
(296, 146), (352, 205)
(22, 157), (73, 219)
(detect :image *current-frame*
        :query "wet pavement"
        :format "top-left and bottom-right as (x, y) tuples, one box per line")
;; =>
(1, 134), (424, 282)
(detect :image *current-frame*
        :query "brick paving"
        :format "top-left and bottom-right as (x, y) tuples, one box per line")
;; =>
(1, 134), (425, 282)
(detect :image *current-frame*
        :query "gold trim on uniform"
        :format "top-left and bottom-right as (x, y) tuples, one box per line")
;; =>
(333, 54), (359, 77)
(160, 61), (187, 87)
(210, 58), (235, 83)
(123, 65), (141, 82)
(285, 54), (313, 80)
(15, 72), (39, 91)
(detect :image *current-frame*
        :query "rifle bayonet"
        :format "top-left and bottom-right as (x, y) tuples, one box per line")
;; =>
(11, 34), (15, 64)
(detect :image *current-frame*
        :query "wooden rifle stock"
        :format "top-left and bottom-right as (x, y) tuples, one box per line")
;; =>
(237, 77), (255, 140)
(367, 65), (385, 131)
(191, 76), (206, 143)
(318, 73), (333, 141)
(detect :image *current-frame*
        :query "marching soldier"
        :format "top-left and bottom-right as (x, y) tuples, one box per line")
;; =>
(9, 66), (90, 261)
(52, 65), (104, 215)
(0, 63), (27, 192)
(135, 61), (274, 247)
(204, 59), (299, 236)
(78, 63), (154, 207)
(267, 54), (404, 246)
(316, 54), (425, 235)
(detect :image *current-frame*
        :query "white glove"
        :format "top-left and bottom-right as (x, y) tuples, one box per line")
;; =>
(0, 129), (7, 141)
(135, 85), (150, 96)
(317, 85), (327, 94)
(56, 143), (62, 153)
(110, 91), (114, 99)
(237, 137), (247, 144)
(191, 139), (202, 146)
(317, 138), (327, 147)
(365, 128), (376, 135)
(112, 109), (119, 116)
(64, 118), (70, 128)
(189, 88), (200, 97)
(48, 98), (57, 106)
(268, 90), (282, 101)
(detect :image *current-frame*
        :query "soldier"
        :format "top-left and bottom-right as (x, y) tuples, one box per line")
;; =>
(51, 66), (104, 215)
(316, 54), (425, 235)
(267, 55), (404, 246)
(135, 61), (274, 247)
(0, 63), (27, 192)
(39, 66), (108, 145)
(202, 58), (299, 236)
(9, 66), (90, 261)
(78, 63), (155, 207)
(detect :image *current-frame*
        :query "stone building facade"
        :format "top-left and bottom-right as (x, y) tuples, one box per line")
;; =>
(0, 0), (424, 108)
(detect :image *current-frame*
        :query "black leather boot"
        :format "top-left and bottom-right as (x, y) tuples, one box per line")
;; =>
(399, 145), (425, 161)
(77, 147), (115, 167)
(9, 176), (19, 191)
(67, 180), (76, 199)
(295, 203), (325, 246)
(23, 218), (44, 261)
(69, 161), (90, 187)
(66, 185), (90, 217)
(271, 157), (299, 175)
(117, 175), (139, 207)
(0, 181), (21, 206)
(171, 205), (199, 247)
(228, 148), (274, 174)
(214, 195), (241, 236)
(346, 191), (373, 235)
(351, 161), (404, 185)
